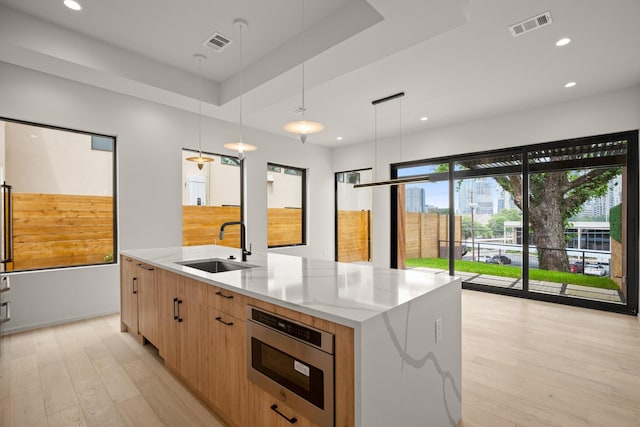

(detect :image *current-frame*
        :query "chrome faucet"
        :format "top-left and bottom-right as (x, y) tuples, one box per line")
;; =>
(219, 221), (252, 262)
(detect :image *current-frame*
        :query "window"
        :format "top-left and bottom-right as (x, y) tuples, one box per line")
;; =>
(181, 149), (241, 248)
(393, 131), (638, 314)
(267, 163), (306, 247)
(1, 119), (116, 272)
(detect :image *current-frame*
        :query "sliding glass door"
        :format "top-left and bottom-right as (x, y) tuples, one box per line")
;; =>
(393, 131), (638, 314)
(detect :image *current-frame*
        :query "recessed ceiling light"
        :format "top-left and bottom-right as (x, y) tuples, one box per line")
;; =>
(64, 0), (82, 11)
(336, 137), (343, 141)
(420, 116), (428, 121)
(564, 81), (576, 88)
(555, 37), (571, 47)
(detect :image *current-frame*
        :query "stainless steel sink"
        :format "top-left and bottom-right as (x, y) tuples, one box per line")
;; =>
(178, 258), (257, 273)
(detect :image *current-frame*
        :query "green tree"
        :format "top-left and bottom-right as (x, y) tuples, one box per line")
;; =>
(494, 169), (620, 272)
(487, 208), (522, 237)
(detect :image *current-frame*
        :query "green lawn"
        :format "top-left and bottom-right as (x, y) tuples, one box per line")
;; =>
(406, 258), (619, 290)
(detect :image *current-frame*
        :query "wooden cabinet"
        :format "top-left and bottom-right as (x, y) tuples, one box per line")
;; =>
(136, 262), (158, 346)
(120, 256), (159, 345)
(157, 270), (209, 396)
(157, 268), (179, 369)
(120, 256), (138, 334)
(206, 286), (248, 427)
(125, 262), (355, 427)
(207, 306), (247, 427)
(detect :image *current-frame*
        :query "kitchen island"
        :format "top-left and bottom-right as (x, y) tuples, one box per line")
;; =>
(120, 245), (461, 427)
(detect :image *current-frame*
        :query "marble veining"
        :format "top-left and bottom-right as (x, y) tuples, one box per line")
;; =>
(382, 307), (461, 426)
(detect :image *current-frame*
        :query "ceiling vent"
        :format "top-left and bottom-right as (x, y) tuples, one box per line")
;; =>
(202, 31), (233, 52)
(288, 106), (307, 115)
(509, 11), (552, 37)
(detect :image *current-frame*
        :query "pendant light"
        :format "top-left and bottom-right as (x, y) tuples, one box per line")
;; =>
(224, 18), (257, 160)
(186, 53), (214, 170)
(283, 0), (324, 144)
(354, 92), (430, 188)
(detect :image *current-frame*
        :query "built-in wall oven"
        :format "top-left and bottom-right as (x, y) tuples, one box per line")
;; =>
(247, 305), (334, 427)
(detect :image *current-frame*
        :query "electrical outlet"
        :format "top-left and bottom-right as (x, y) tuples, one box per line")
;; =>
(435, 317), (442, 343)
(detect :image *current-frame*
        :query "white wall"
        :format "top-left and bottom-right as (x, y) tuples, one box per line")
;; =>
(5, 122), (113, 195)
(0, 61), (334, 333)
(267, 169), (302, 208)
(333, 85), (640, 313)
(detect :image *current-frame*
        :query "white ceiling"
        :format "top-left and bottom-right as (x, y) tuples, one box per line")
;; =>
(1, 0), (639, 147)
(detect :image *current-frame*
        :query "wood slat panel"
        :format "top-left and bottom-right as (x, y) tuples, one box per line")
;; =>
(10, 193), (114, 271)
(182, 205), (240, 247)
(404, 212), (462, 259)
(337, 210), (370, 263)
(267, 208), (302, 247)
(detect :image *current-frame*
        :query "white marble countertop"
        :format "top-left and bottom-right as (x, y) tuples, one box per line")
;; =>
(121, 245), (459, 327)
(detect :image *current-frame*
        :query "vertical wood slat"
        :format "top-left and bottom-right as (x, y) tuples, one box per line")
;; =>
(10, 193), (114, 271)
(404, 212), (462, 260)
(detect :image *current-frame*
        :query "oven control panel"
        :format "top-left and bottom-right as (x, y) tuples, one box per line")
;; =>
(248, 306), (333, 354)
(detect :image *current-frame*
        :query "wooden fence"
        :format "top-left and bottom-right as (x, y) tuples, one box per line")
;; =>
(182, 205), (241, 248)
(337, 210), (370, 262)
(183, 206), (303, 249)
(267, 208), (302, 247)
(9, 193), (114, 271)
(405, 213), (462, 259)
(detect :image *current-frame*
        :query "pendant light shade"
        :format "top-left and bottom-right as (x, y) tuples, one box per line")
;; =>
(283, 119), (324, 143)
(283, 0), (323, 144)
(224, 142), (257, 160)
(187, 53), (214, 170)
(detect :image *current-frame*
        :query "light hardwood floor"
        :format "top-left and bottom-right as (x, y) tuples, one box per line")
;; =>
(1, 290), (639, 427)
(0, 314), (226, 427)
(459, 290), (640, 427)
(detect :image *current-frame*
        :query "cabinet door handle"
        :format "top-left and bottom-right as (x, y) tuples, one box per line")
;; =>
(173, 298), (179, 320)
(132, 277), (138, 294)
(215, 316), (234, 326)
(137, 264), (154, 271)
(215, 290), (234, 299)
(270, 404), (298, 424)
(177, 299), (183, 322)
(0, 276), (10, 293)
(0, 301), (10, 323)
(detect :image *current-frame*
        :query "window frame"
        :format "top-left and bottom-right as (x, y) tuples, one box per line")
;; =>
(391, 130), (638, 315)
(267, 162), (307, 248)
(1, 116), (118, 272)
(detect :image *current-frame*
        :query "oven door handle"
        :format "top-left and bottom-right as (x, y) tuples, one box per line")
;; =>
(270, 404), (298, 424)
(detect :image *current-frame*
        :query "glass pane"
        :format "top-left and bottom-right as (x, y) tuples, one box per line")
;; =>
(182, 149), (241, 248)
(267, 163), (305, 247)
(527, 164), (625, 304)
(2, 120), (115, 271)
(399, 162), (452, 273)
(336, 169), (372, 263)
(454, 173), (523, 289)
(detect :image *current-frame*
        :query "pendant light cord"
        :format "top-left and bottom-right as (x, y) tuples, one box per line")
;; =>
(239, 23), (244, 142)
(198, 56), (203, 156)
(301, 0), (306, 116)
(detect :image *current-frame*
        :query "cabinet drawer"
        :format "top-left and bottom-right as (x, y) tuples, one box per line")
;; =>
(207, 285), (246, 319)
